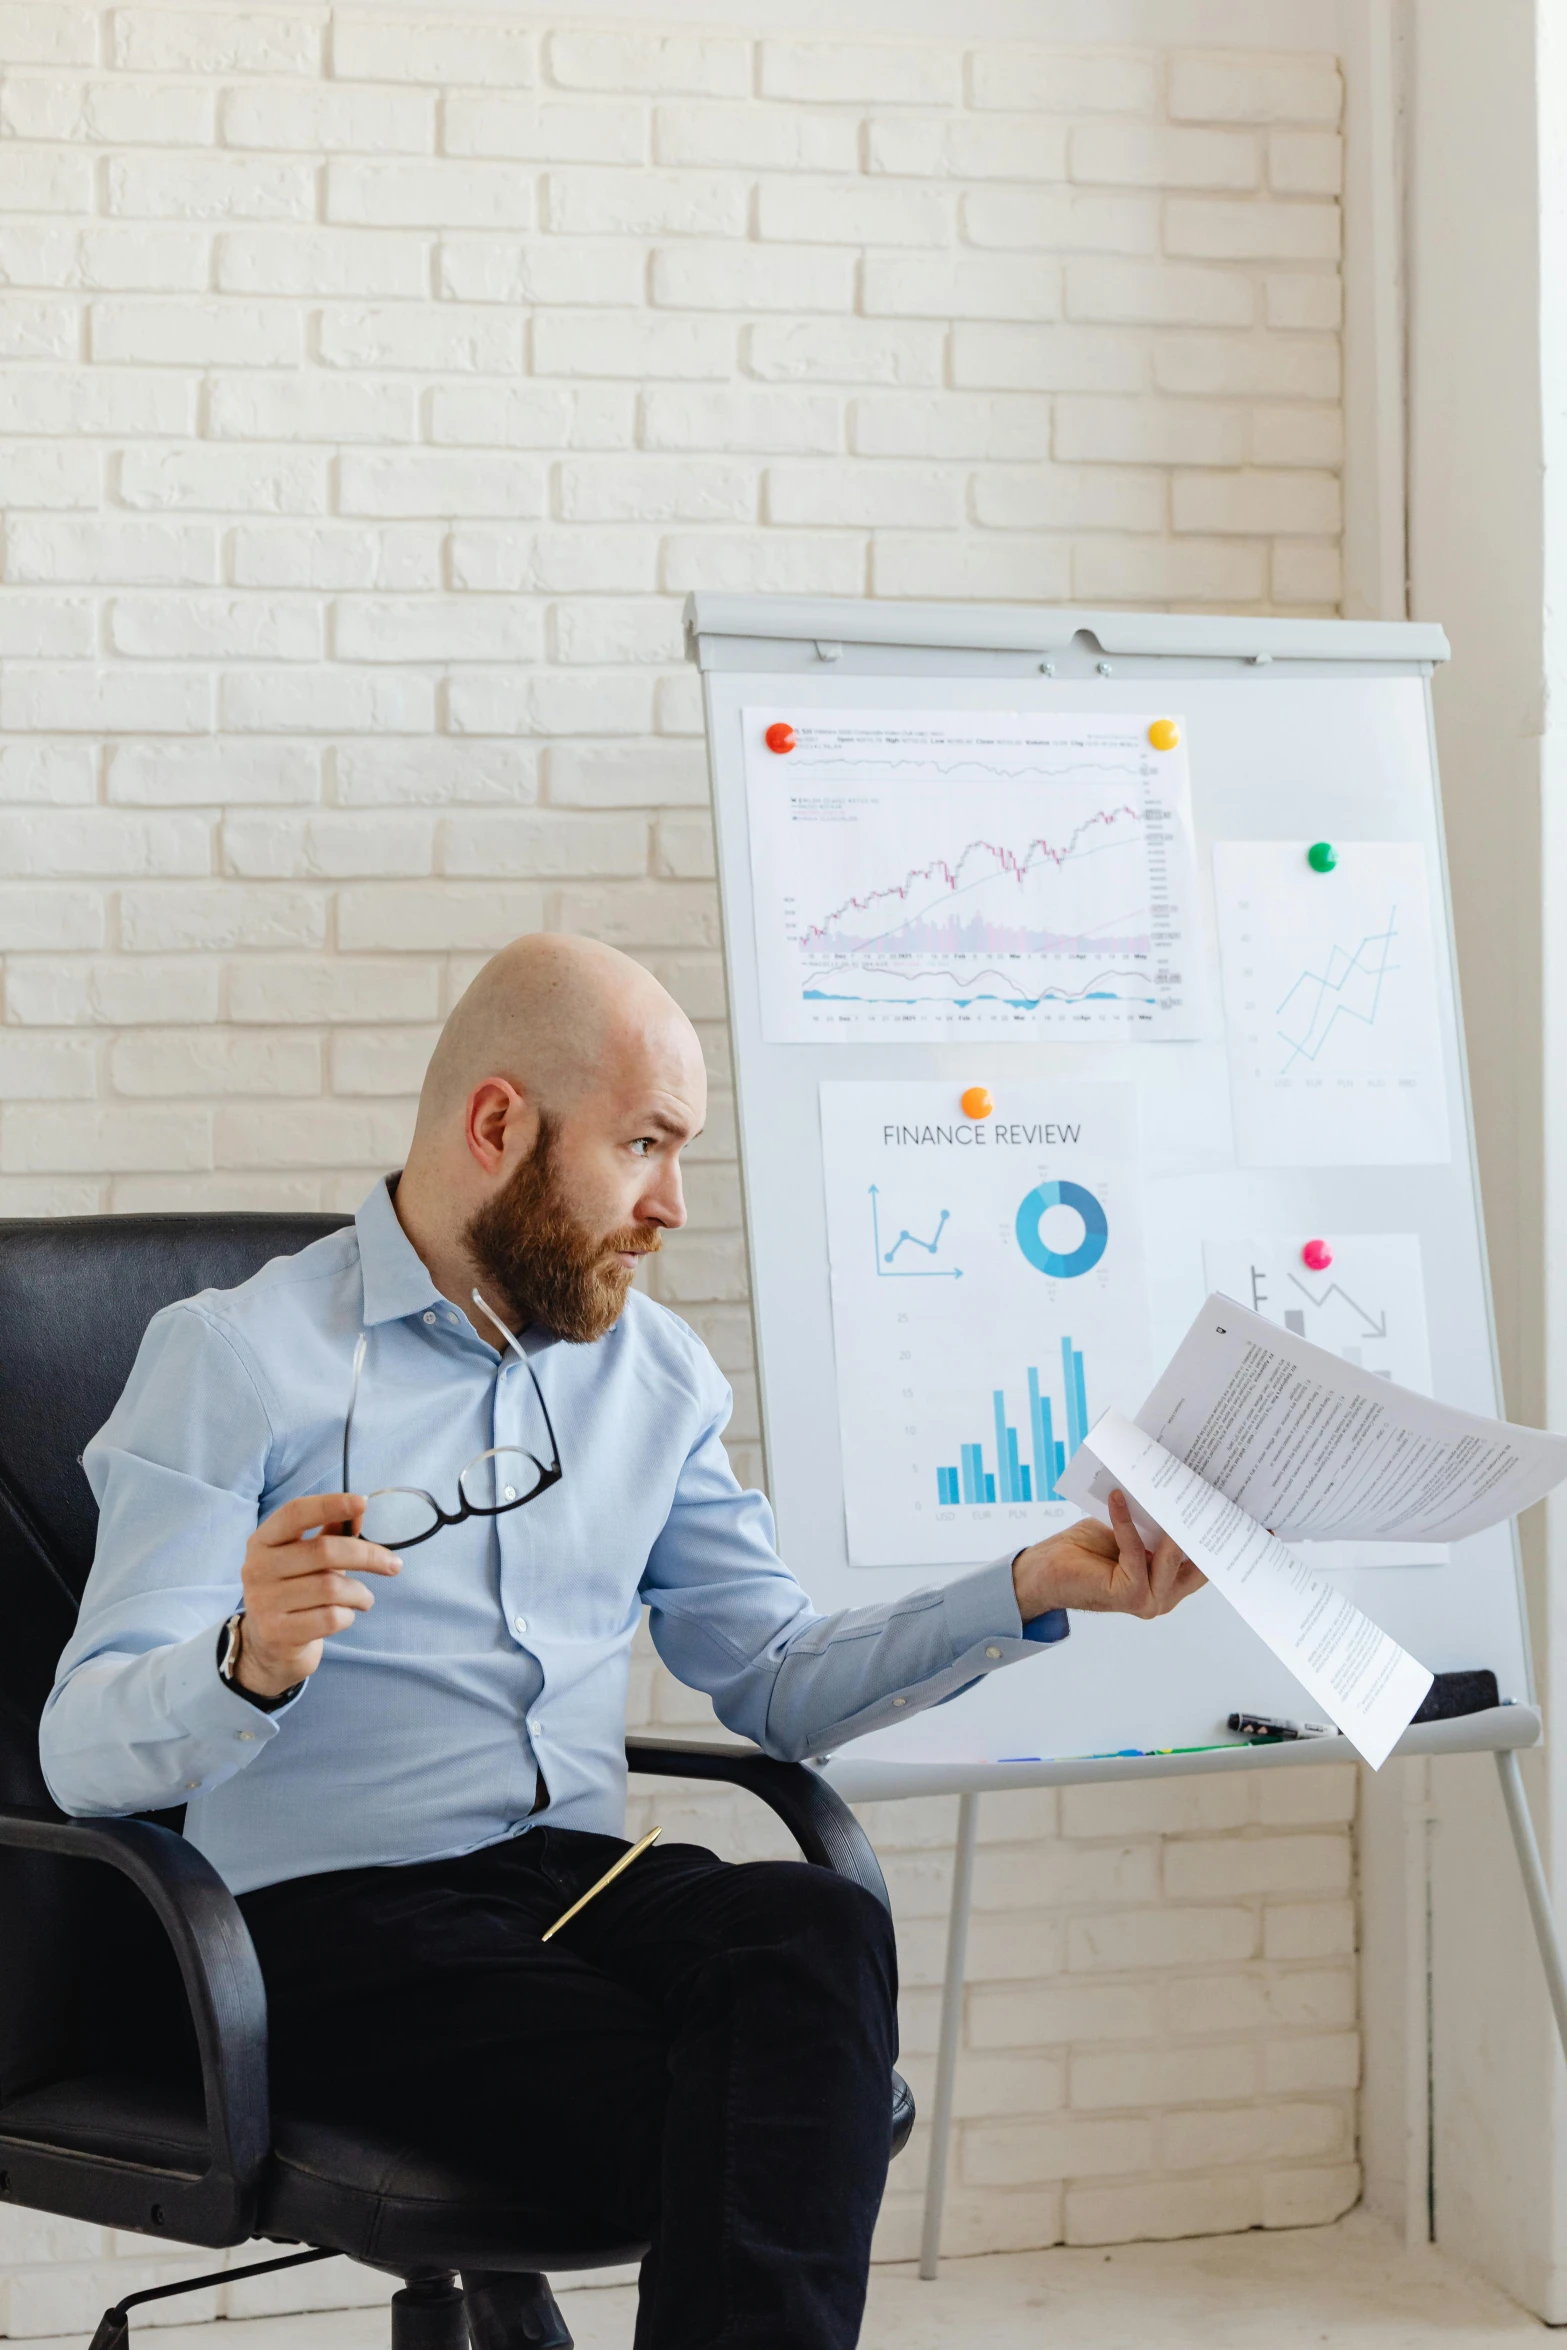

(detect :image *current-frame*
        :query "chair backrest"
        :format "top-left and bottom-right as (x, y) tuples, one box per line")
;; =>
(0, 1213), (348, 2103)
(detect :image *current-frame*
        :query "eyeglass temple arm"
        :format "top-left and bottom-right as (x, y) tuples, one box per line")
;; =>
(342, 1331), (368, 1496)
(470, 1289), (563, 1471)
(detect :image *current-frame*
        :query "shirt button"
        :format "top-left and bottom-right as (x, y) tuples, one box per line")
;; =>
(892, 1697), (907, 1709)
(422, 1311), (436, 1326)
(185, 1780), (200, 1790)
(237, 1730), (256, 1742)
(514, 1614), (528, 1635)
(986, 1646), (1002, 1660)
(527, 1718), (543, 1737)
(503, 1484), (517, 1500)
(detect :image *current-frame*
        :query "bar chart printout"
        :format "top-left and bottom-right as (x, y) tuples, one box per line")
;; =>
(821, 1078), (1152, 1569)
(936, 1342), (1090, 1507)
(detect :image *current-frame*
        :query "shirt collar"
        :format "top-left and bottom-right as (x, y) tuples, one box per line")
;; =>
(355, 1173), (449, 1328)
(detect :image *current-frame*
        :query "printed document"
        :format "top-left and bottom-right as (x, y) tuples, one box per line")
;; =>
(1060, 1295), (1567, 1763)
(1136, 1295), (1567, 1544)
(1073, 1410), (1432, 1769)
(1199, 1236), (1445, 1566)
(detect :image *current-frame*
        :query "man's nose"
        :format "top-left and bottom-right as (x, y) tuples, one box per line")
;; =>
(641, 1163), (687, 1230)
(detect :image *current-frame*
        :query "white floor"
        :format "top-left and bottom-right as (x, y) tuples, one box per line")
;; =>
(125, 2212), (1548, 2350)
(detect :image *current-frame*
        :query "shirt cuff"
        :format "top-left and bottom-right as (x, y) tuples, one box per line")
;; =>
(938, 1553), (1070, 1654)
(160, 1621), (305, 1758)
(937, 1554), (1021, 1645)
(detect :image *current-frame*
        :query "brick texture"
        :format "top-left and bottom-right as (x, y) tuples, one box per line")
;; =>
(0, 3), (1348, 2319)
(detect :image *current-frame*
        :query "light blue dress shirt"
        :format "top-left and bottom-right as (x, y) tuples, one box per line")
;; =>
(41, 1176), (1066, 1895)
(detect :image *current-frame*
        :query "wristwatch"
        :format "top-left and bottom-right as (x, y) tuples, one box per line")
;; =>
(216, 1611), (304, 1713)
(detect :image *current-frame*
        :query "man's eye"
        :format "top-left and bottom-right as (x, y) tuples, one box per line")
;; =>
(630, 1137), (653, 1156)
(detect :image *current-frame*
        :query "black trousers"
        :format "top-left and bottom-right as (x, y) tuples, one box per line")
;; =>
(239, 1828), (899, 2350)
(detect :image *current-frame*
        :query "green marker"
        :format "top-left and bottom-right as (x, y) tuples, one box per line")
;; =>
(1307, 840), (1337, 873)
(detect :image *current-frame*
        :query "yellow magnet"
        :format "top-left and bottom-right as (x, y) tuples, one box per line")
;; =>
(1147, 719), (1180, 751)
(960, 1086), (994, 1119)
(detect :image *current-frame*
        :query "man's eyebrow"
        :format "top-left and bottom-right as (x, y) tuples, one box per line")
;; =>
(640, 1109), (700, 1139)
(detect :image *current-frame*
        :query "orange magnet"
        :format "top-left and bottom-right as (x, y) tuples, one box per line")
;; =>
(960, 1086), (994, 1119)
(764, 721), (796, 754)
(1301, 1238), (1333, 1272)
(1147, 718), (1180, 751)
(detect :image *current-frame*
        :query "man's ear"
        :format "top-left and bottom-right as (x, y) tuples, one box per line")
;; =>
(464, 1078), (532, 1176)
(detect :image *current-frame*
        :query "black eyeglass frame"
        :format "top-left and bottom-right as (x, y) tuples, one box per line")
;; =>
(342, 1289), (563, 1552)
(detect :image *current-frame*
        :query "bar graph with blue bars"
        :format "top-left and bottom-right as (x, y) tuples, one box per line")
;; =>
(935, 1338), (1090, 1508)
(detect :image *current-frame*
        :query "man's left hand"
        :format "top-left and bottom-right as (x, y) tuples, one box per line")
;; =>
(1013, 1488), (1205, 1622)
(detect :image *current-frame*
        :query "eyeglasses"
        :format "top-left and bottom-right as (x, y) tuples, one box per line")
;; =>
(343, 1289), (563, 1551)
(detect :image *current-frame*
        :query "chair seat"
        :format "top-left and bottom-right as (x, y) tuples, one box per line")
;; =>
(2, 2068), (915, 2273)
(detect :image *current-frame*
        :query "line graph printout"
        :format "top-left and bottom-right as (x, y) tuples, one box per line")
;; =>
(1213, 841), (1451, 1166)
(744, 709), (1202, 1041)
(820, 1080), (1153, 1568)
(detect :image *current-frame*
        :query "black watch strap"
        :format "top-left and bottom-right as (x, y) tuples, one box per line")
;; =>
(216, 1613), (304, 1714)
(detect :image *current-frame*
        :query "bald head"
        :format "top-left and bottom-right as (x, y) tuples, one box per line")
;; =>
(414, 933), (692, 1141)
(395, 933), (707, 1339)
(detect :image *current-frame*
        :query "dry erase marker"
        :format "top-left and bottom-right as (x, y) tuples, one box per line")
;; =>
(1227, 1711), (1335, 1741)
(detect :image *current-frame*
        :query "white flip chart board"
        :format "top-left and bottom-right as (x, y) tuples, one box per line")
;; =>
(686, 594), (1535, 1783)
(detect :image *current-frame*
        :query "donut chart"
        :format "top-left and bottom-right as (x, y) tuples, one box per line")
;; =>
(1015, 1180), (1109, 1279)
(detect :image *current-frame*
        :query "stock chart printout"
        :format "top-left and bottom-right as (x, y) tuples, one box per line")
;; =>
(1213, 840), (1452, 1166)
(744, 709), (1202, 1042)
(819, 1080), (1153, 1569)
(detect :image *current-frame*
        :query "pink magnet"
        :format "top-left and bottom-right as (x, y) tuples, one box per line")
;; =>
(1301, 1238), (1333, 1272)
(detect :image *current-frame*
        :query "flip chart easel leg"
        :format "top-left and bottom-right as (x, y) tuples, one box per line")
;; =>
(919, 1790), (979, 2282)
(1495, 1750), (1567, 2065)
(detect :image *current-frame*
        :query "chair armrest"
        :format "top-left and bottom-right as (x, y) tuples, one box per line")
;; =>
(0, 1805), (268, 2242)
(625, 1737), (891, 1913)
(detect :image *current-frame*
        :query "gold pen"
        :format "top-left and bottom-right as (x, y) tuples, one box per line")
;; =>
(541, 1826), (663, 1943)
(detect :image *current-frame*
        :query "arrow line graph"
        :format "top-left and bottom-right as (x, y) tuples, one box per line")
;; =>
(885, 1208), (949, 1264)
(1275, 911), (1399, 1073)
(869, 1187), (962, 1280)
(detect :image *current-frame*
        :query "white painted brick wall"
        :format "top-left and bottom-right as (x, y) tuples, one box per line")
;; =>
(0, 3), (1350, 2325)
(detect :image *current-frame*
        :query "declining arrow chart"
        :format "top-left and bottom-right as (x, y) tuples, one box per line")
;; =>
(745, 709), (1202, 1041)
(1214, 840), (1452, 1169)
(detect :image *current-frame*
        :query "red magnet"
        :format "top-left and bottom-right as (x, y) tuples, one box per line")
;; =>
(764, 721), (796, 754)
(1301, 1238), (1333, 1272)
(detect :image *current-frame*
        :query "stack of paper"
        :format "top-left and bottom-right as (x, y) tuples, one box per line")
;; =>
(1061, 1298), (1567, 1767)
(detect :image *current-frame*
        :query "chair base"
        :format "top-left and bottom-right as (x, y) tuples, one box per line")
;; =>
(390, 2277), (467, 2350)
(463, 2269), (573, 2350)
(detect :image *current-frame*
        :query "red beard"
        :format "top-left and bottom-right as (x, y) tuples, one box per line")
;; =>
(463, 1117), (661, 1344)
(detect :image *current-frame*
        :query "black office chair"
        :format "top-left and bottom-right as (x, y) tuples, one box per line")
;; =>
(0, 1215), (914, 2350)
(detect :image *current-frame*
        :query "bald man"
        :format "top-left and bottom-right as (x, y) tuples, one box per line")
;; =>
(43, 934), (1201, 2350)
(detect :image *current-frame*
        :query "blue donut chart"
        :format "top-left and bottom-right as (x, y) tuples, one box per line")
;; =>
(1015, 1180), (1109, 1279)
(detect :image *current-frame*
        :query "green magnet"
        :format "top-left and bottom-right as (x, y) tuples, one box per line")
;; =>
(1306, 840), (1337, 873)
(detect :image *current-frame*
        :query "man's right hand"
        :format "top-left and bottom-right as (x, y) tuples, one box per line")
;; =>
(234, 1492), (402, 1699)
